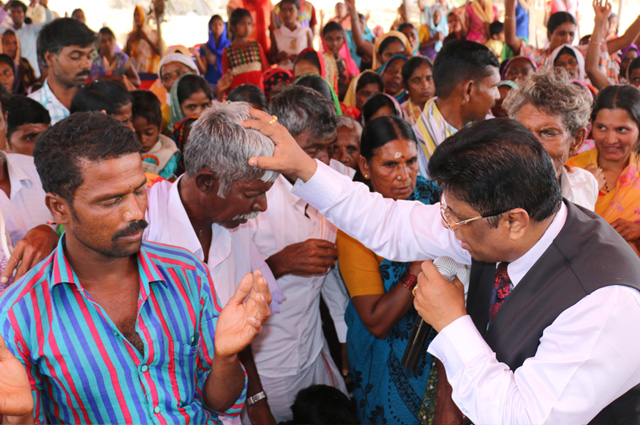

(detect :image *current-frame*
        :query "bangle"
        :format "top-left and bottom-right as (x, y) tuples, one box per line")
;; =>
(400, 270), (418, 291)
(247, 391), (267, 406)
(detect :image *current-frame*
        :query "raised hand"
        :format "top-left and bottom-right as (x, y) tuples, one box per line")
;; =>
(214, 270), (272, 359)
(592, 0), (612, 21)
(0, 334), (33, 418)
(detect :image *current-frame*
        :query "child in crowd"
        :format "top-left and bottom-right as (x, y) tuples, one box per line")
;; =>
(169, 74), (213, 131)
(322, 21), (359, 96)
(131, 90), (181, 181)
(486, 21), (505, 59)
(222, 8), (269, 92)
(198, 15), (231, 86)
(270, 0), (313, 70)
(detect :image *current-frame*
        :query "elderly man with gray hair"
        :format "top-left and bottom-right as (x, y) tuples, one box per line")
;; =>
(503, 69), (599, 210)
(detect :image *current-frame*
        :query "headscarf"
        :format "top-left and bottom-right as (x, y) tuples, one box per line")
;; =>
(169, 73), (198, 132)
(470, 0), (495, 23)
(156, 52), (199, 80)
(294, 73), (342, 115)
(296, 47), (339, 94)
(501, 55), (538, 79)
(378, 54), (408, 102)
(619, 44), (639, 64)
(343, 69), (377, 108)
(320, 30), (359, 79)
(262, 67), (293, 100)
(548, 44), (585, 82)
(0, 30), (22, 93)
(206, 17), (231, 57)
(372, 31), (411, 70)
(129, 5), (161, 73)
(428, 4), (448, 52)
(498, 79), (519, 90)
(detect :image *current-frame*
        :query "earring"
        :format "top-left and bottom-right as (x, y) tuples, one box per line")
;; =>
(364, 174), (369, 179)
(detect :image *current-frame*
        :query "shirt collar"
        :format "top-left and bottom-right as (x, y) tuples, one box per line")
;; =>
(507, 202), (568, 287)
(166, 176), (205, 259)
(2, 153), (32, 195)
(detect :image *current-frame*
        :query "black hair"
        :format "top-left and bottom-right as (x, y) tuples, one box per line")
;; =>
(87, 80), (132, 110)
(592, 85), (640, 148)
(322, 20), (344, 37)
(362, 93), (398, 123)
(0, 79), (12, 113)
(291, 385), (358, 425)
(397, 22), (416, 34)
(33, 112), (142, 203)
(6, 95), (50, 143)
(432, 39), (499, 99)
(547, 11), (576, 34)
(98, 27), (115, 38)
(70, 87), (115, 115)
(0, 54), (15, 75)
(294, 74), (334, 103)
(131, 90), (162, 127)
(378, 35), (404, 58)
(71, 8), (84, 17)
(489, 21), (504, 38)
(271, 85), (338, 139)
(554, 46), (576, 66)
(37, 18), (96, 69)
(402, 56), (433, 85)
(227, 84), (269, 112)
(428, 118), (562, 226)
(627, 57), (640, 81)
(356, 71), (383, 93)
(209, 14), (223, 27)
(361, 115), (417, 161)
(177, 74), (213, 107)
(228, 8), (251, 39)
(280, 0), (300, 10)
(9, 1), (26, 13)
(294, 49), (321, 72)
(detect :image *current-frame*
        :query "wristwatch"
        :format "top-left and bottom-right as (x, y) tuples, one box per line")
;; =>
(247, 390), (267, 406)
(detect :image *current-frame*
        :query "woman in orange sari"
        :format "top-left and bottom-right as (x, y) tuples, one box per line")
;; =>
(125, 6), (162, 73)
(568, 85), (640, 255)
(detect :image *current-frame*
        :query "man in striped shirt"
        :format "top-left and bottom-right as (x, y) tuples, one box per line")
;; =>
(0, 112), (272, 424)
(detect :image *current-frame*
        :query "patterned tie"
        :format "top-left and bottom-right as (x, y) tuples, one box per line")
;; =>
(488, 262), (511, 324)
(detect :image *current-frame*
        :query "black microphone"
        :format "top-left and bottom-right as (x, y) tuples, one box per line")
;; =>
(401, 256), (458, 370)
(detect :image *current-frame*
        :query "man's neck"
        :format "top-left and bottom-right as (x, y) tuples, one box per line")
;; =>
(435, 97), (465, 130)
(12, 22), (23, 30)
(47, 78), (78, 110)
(178, 177), (214, 251)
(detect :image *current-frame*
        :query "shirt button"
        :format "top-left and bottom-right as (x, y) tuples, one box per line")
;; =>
(154, 406), (161, 414)
(140, 365), (148, 373)
(190, 336), (196, 344)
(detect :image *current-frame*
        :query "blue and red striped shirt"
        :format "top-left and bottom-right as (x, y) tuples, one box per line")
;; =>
(0, 237), (247, 424)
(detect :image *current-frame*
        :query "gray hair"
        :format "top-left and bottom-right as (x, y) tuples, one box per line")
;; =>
(503, 68), (591, 137)
(271, 86), (338, 140)
(337, 115), (362, 141)
(183, 101), (278, 198)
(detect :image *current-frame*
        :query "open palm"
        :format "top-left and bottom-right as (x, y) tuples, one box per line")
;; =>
(0, 334), (32, 416)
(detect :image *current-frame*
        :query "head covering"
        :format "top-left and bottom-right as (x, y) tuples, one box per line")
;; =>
(501, 55), (538, 79)
(619, 44), (639, 63)
(343, 70), (376, 109)
(129, 5), (161, 73)
(296, 48), (339, 94)
(377, 54), (408, 76)
(320, 30), (359, 79)
(262, 67), (293, 99)
(169, 73), (198, 131)
(157, 52), (199, 79)
(470, 0), (495, 23)
(0, 29), (22, 93)
(372, 31), (411, 70)
(548, 44), (585, 82)
(381, 93), (407, 120)
(428, 4), (448, 52)
(206, 18), (231, 57)
(497, 79), (519, 90)
(294, 73), (342, 115)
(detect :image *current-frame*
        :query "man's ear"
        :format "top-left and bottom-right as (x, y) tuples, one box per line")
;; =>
(43, 51), (56, 71)
(461, 79), (474, 104)
(194, 170), (218, 194)
(501, 207), (530, 241)
(46, 193), (72, 225)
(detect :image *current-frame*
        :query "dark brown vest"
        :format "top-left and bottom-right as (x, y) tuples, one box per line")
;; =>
(466, 201), (640, 424)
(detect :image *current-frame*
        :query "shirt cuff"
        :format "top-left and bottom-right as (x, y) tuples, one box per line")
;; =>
(292, 160), (351, 213)
(427, 315), (494, 377)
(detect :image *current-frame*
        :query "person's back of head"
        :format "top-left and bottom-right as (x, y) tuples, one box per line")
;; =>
(490, 21), (504, 40)
(33, 112), (141, 203)
(6, 95), (51, 141)
(294, 74), (334, 104)
(70, 86), (115, 115)
(84, 80), (132, 112)
(37, 18), (96, 70)
(428, 118), (562, 226)
(432, 39), (499, 100)
(291, 385), (358, 424)
(183, 102), (277, 198)
(271, 85), (338, 140)
(227, 84), (269, 112)
(362, 93), (398, 123)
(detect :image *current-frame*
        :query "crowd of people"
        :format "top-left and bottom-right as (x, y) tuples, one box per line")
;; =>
(0, 0), (639, 423)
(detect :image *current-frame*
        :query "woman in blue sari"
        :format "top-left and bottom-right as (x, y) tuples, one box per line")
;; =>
(336, 116), (442, 424)
(198, 15), (231, 86)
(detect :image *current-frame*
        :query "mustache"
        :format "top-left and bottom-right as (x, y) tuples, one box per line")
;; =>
(112, 220), (148, 241)
(76, 71), (90, 78)
(232, 211), (260, 221)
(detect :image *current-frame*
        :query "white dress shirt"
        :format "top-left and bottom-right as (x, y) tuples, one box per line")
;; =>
(245, 161), (351, 378)
(143, 178), (280, 308)
(0, 153), (53, 245)
(561, 165), (598, 211)
(291, 160), (640, 425)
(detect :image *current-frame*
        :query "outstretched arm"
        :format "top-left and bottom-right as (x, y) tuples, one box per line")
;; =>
(504, 0), (524, 54)
(345, 0), (374, 59)
(585, 0), (612, 90)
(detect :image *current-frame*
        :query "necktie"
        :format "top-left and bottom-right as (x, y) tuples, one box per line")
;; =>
(488, 262), (511, 324)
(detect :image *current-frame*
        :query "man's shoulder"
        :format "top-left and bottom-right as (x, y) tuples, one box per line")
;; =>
(141, 240), (209, 275)
(0, 251), (55, 315)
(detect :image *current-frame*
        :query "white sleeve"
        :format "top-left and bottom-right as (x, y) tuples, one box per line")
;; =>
(320, 265), (350, 343)
(428, 285), (640, 424)
(292, 160), (471, 265)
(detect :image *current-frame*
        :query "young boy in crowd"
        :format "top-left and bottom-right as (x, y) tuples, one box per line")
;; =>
(269, 0), (313, 69)
(486, 21), (506, 59)
(131, 90), (181, 181)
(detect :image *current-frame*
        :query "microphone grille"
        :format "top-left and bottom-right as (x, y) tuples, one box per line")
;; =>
(433, 256), (458, 281)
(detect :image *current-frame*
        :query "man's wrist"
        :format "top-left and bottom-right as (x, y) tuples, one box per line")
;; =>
(246, 390), (267, 407)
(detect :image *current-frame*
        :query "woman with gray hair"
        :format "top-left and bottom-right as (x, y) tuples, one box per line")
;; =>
(503, 68), (598, 210)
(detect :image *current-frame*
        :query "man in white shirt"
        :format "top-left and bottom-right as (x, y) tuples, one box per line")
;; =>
(504, 68), (598, 210)
(29, 18), (95, 124)
(244, 113), (640, 424)
(2, 0), (54, 78)
(245, 86), (349, 423)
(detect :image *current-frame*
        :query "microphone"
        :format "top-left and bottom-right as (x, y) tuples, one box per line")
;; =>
(401, 256), (458, 370)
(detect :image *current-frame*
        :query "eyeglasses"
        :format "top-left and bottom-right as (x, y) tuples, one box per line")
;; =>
(439, 193), (511, 231)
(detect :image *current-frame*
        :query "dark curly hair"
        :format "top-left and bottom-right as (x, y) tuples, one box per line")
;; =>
(33, 112), (142, 204)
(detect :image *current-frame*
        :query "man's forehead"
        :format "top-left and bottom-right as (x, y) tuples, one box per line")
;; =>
(60, 45), (94, 54)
